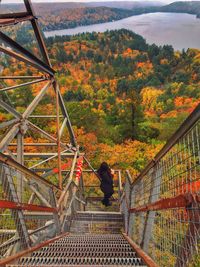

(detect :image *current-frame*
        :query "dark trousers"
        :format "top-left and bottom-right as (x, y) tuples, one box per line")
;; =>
(102, 193), (112, 206)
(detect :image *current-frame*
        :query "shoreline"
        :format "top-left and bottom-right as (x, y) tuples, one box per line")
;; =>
(43, 11), (200, 34)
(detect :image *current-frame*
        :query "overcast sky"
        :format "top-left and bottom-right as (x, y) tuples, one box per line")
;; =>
(2, 0), (200, 3)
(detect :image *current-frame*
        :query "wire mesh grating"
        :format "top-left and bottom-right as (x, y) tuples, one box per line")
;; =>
(121, 113), (200, 267)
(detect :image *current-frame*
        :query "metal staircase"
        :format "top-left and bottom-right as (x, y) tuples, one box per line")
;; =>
(7, 235), (146, 266)
(7, 216), (147, 267)
(6, 204), (145, 266)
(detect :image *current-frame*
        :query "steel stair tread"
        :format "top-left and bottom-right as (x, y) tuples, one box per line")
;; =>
(31, 252), (137, 257)
(14, 234), (146, 266)
(69, 212), (124, 234)
(9, 265), (147, 267)
(18, 256), (145, 265)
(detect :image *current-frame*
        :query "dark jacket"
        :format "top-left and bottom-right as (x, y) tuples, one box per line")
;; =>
(98, 170), (114, 196)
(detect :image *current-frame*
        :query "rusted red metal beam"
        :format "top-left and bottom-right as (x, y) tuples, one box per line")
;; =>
(0, 232), (69, 267)
(0, 12), (29, 19)
(129, 193), (200, 213)
(0, 200), (57, 213)
(0, 15), (34, 26)
(122, 233), (159, 267)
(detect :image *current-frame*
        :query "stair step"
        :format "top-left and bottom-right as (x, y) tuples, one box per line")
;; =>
(31, 251), (137, 257)
(9, 265), (147, 267)
(74, 218), (123, 222)
(85, 199), (119, 212)
(18, 256), (144, 265)
(78, 213), (122, 216)
(70, 212), (124, 234)
(75, 213), (123, 220)
(12, 234), (146, 266)
(40, 246), (133, 252)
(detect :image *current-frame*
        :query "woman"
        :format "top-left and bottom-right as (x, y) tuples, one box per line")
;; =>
(97, 162), (114, 207)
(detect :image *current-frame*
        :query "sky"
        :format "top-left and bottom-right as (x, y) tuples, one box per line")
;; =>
(3, 0), (200, 3)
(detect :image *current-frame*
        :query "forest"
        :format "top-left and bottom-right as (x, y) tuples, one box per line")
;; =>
(0, 29), (200, 177)
(39, 7), (134, 31)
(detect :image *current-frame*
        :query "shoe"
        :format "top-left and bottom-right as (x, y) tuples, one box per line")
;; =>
(101, 199), (106, 205)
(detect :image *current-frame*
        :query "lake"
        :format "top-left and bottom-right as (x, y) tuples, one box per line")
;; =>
(44, 12), (200, 50)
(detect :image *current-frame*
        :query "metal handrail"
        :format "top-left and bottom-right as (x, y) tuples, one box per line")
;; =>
(121, 104), (200, 267)
(0, 153), (86, 260)
(0, 153), (60, 191)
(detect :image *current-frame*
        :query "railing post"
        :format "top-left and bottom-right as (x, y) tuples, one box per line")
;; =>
(118, 170), (123, 198)
(128, 185), (135, 237)
(57, 151), (78, 208)
(79, 174), (85, 211)
(49, 188), (61, 234)
(1, 165), (31, 248)
(17, 132), (24, 202)
(73, 184), (79, 212)
(138, 179), (145, 245)
(124, 171), (132, 235)
(141, 163), (162, 252)
(61, 185), (72, 232)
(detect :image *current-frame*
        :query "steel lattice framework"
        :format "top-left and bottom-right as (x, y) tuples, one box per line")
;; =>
(0, 3), (123, 262)
(0, 0), (88, 257)
(0, 0), (79, 195)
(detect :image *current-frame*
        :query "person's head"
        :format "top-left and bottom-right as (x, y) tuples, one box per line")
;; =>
(99, 162), (110, 172)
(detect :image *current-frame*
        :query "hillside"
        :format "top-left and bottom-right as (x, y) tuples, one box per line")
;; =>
(2, 1), (200, 32)
(0, 4), (136, 31)
(0, 1), (163, 31)
(130, 1), (200, 18)
(38, 7), (134, 31)
(85, 1), (164, 9)
(1, 30), (199, 174)
(160, 1), (200, 18)
(0, 1), (163, 13)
